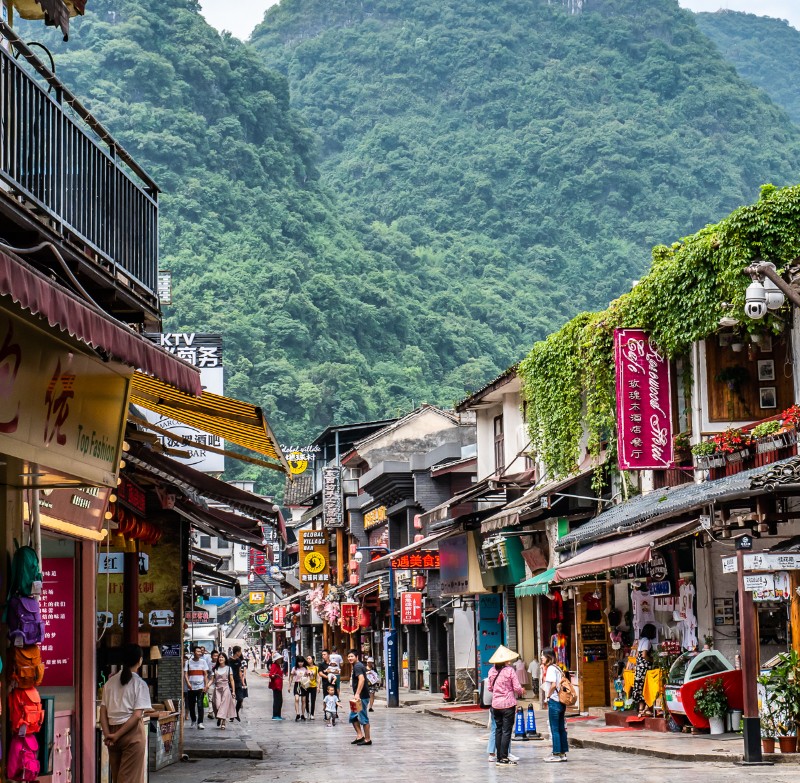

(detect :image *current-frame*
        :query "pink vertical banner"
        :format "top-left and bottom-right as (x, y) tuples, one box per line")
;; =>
(40, 557), (75, 687)
(614, 329), (674, 470)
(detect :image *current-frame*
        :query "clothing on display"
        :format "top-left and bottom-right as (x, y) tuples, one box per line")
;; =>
(631, 588), (655, 639)
(583, 592), (602, 622)
(550, 590), (564, 621)
(514, 658), (529, 687)
(676, 579), (697, 650)
(550, 633), (568, 668)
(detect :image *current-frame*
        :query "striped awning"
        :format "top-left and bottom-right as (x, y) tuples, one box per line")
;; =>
(130, 372), (288, 473)
(515, 567), (557, 598)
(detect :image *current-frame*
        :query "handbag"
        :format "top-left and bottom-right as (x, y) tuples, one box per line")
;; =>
(202, 693), (209, 708)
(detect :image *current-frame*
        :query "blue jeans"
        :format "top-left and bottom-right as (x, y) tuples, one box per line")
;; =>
(349, 697), (370, 725)
(548, 699), (568, 755)
(487, 710), (496, 754)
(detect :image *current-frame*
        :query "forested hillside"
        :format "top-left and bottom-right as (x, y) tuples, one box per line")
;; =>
(695, 11), (800, 126)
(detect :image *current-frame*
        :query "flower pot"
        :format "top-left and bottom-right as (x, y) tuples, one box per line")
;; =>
(762, 738), (776, 754)
(708, 716), (726, 735)
(729, 710), (742, 732)
(778, 735), (798, 753)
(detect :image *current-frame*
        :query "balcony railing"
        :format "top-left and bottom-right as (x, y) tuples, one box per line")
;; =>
(0, 24), (158, 294)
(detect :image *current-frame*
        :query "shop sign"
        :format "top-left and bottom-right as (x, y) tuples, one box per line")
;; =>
(368, 524), (389, 549)
(340, 601), (359, 633)
(440, 535), (470, 595)
(743, 574), (773, 592)
(37, 485), (110, 533)
(249, 547), (268, 575)
(249, 591), (265, 604)
(299, 530), (330, 584)
(0, 309), (130, 487)
(743, 553), (800, 571)
(753, 571), (791, 602)
(322, 466), (343, 528)
(364, 506), (388, 531)
(648, 580), (671, 596)
(648, 553), (668, 581)
(391, 551), (440, 570)
(722, 556), (737, 574)
(118, 476), (147, 515)
(41, 558), (75, 687)
(160, 644), (181, 658)
(614, 328), (673, 470)
(144, 333), (224, 473)
(273, 605), (287, 627)
(400, 592), (423, 624)
(185, 611), (209, 622)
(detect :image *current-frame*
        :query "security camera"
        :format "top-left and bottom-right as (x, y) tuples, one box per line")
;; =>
(745, 281), (768, 320)
(744, 300), (768, 320)
(353, 551), (364, 564)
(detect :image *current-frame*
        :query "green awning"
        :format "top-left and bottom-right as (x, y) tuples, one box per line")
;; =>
(515, 567), (557, 598)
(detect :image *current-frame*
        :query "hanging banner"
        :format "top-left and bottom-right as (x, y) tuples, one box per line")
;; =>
(40, 558), (75, 687)
(272, 605), (287, 628)
(400, 592), (423, 624)
(340, 602), (359, 633)
(614, 328), (673, 470)
(322, 466), (343, 528)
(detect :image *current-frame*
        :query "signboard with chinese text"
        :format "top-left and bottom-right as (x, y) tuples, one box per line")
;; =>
(36, 485), (111, 534)
(143, 333), (224, 472)
(364, 506), (388, 531)
(614, 328), (673, 471)
(299, 530), (330, 584)
(41, 558), (75, 687)
(400, 592), (423, 624)
(0, 309), (130, 487)
(322, 466), (343, 528)
(273, 605), (287, 627)
(391, 550), (440, 570)
(185, 611), (209, 622)
(744, 574), (774, 592)
(340, 602), (359, 633)
(248, 592), (265, 604)
(157, 270), (172, 306)
(249, 547), (267, 576)
(743, 553), (800, 571)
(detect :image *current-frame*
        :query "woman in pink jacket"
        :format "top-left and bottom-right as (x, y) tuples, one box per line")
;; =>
(488, 645), (525, 765)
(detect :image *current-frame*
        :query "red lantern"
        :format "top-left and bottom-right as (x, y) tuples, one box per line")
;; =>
(359, 608), (371, 629)
(291, 602), (302, 614)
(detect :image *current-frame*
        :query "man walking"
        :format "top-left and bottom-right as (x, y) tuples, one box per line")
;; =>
(184, 646), (209, 729)
(347, 649), (371, 746)
(229, 646), (247, 722)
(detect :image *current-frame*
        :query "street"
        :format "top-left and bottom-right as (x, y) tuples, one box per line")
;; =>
(153, 677), (800, 783)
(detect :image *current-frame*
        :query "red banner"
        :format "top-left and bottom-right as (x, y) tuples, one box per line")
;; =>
(272, 605), (287, 628)
(40, 558), (75, 687)
(400, 592), (423, 625)
(614, 329), (674, 470)
(340, 602), (359, 633)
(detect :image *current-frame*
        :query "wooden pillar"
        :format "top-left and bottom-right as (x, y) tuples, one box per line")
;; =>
(791, 571), (800, 656)
(336, 528), (346, 586)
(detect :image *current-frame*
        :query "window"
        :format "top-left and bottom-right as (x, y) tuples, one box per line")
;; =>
(217, 537), (229, 549)
(220, 558), (231, 571)
(493, 414), (505, 474)
(199, 535), (211, 549)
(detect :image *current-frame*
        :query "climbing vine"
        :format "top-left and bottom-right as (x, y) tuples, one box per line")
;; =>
(519, 183), (800, 480)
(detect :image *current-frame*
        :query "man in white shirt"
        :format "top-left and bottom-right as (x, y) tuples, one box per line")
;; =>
(184, 646), (210, 729)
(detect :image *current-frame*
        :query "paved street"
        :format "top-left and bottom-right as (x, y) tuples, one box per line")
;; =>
(152, 677), (800, 782)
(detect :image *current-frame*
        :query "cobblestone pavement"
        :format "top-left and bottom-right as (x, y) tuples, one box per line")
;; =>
(153, 677), (800, 783)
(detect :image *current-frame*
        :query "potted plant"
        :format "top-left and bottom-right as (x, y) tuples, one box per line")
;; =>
(694, 677), (728, 734)
(760, 651), (800, 753)
(761, 714), (777, 754)
(691, 440), (723, 470)
(781, 404), (800, 431)
(673, 431), (691, 463)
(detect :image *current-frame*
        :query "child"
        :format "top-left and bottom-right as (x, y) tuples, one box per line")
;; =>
(326, 658), (341, 694)
(323, 684), (341, 727)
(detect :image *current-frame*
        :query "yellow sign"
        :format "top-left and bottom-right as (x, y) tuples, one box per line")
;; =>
(364, 506), (388, 530)
(249, 592), (266, 604)
(288, 451), (309, 475)
(0, 307), (131, 487)
(299, 530), (330, 584)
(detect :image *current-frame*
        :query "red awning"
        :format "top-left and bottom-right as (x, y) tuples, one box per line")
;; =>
(0, 250), (201, 395)
(555, 520), (699, 581)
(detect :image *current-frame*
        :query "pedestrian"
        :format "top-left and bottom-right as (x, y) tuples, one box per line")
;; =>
(212, 652), (237, 730)
(289, 657), (310, 721)
(207, 650), (219, 719)
(184, 645), (210, 729)
(305, 654), (319, 719)
(632, 624), (657, 718)
(229, 646), (247, 723)
(487, 644), (524, 766)
(542, 647), (568, 762)
(347, 648), (371, 746)
(365, 659), (380, 712)
(268, 651), (285, 720)
(281, 646), (290, 674)
(100, 644), (152, 782)
(323, 683), (341, 727)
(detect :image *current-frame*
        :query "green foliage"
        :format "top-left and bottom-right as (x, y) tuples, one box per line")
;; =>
(695, 11), (800, 125)
(694, 677), (728, 719)
(758, 650), (800, 735)
(519, 185), (800, 477)
(751, 420), (781, 439)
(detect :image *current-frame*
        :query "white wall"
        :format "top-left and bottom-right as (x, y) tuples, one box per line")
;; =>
(454, 607), (476, 669)
(476, 405), (500, 480)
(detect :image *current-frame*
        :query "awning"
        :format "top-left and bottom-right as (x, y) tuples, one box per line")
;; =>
(191, 561), (238, 589)
(0, 249), (201, 395)
(354, 576), (382, 598)
(130, 373), (288, 473)
(366, 527), (456, 573)
(418, 477), (506, 529)
(176, 500), (264, 547)
(515, 567), (557, 598)
(555, 520), (699, 582)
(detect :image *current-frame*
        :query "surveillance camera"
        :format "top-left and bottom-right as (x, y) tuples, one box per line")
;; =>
(744, 300), (768, 320)
(353, 551), (364, 564)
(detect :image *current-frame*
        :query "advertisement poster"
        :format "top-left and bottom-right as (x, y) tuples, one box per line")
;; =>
(41, 558), (75, 687)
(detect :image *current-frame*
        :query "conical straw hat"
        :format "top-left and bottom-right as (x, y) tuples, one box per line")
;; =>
(488, 644), (519, 664)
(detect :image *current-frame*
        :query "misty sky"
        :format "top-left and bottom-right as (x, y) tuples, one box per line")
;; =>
(199, 0), (799, 40)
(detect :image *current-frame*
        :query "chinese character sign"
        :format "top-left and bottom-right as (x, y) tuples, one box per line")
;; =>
(614, 329), (673, 470)
(340, 602), (360, 633)
(400, 592), (423, 624)
(322, 466), (343, 529)
(41, 558), (75, 687)
(273, 605), (287, 628)
(390, 551), (440, 570)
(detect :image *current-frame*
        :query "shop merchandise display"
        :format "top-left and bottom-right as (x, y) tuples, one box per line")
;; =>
(675, 579), (697, 650)
(583, 591), (602, 622)
(550, 623), (568, 668)
(630, 586), (656, 639)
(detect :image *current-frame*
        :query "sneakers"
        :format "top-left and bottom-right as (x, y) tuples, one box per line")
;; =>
(272, 717), (283, 721)
(308, 715), (315, 720)
(488, 754), (497, 763)
(544, 755), (566, 763)
(197, 724), (205, 730)
(295, 715), (301, 722)
(508, 754), (520, 762)
(190, 722), (196, 729)
(496, 759), (517, 766)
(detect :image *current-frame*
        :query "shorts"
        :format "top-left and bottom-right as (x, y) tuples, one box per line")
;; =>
(324, 710), (338, 722)
(349, 697), (370, 726)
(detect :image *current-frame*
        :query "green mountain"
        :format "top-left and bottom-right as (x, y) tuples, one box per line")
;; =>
(695, 11), (800, 126)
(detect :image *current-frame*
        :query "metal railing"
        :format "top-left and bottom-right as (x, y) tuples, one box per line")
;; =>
(0, 23), (158, 293)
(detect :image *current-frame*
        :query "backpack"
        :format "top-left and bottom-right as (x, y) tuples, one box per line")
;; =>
(366, 669), (380, 686)
(299, 673), (312, 690)
(7, 735), (40, 781)
(557, 671), (578, 707)
(7, 597), (45, 646)
(9, 546), (43, 598)
(12, 646), (45, 688)
(9, 688), (45, 735)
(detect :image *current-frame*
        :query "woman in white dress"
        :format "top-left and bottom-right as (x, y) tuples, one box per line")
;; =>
(212, 653), (238, 729)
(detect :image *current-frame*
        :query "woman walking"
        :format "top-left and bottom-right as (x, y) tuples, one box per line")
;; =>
(268, 652), (284, 720)
(212, 653), (238, 729)
(366, 659), (380, 712)
(487, 645), (524, 766)
(207, 650), (219, 719)
(289, 656), (310, 721)
(542, 647), (569, 762)
(305, 655), (319, 719)
(632, 624), (657, 718)
(100, 644), (152, 782)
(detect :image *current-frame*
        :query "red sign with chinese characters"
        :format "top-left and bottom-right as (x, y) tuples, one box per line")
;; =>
(249, 547), (267, 575)
(390, 550), (440, 570)
(400, 592), (423, 624)
(40, 558), (75, 687)
(273, 605), (287, 628)
(614, 329), (674, 470)
(340, 602), (360, 633)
